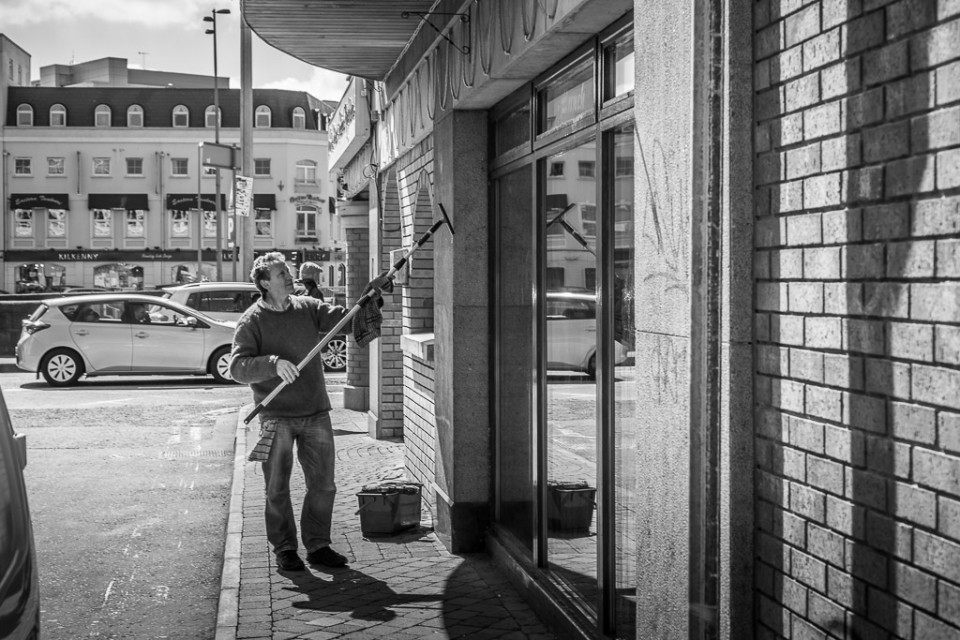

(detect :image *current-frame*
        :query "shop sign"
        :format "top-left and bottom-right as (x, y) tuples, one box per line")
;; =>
(10, 193), (70, 209)
(329, 77), (371, 172)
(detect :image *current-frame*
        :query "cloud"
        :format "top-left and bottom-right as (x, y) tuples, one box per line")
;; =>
(258, 68), (350, 102)
(0, 0), (226, 27)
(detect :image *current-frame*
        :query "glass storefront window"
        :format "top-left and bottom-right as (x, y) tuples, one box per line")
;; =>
(203, 211), (217, 238)
(255, 209), (272, 237)
(14, 209), (33, 237)
(94, 263), (144, 290)
(537, 56), (594, 136)
(543, 140), (599, 612)
(496, 165), (535, 551)
(172, 211), (190, 238)
(494, 101), (531, 157)
(47, 209), (66, 238)
(126, 210), (145, 238)
(604, 31), (635, 99)
(93, 209), (113, 238)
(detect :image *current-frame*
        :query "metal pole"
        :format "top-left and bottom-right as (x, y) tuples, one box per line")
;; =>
(240, 16), (254, 280)
(212, 10), (223, 281)
(196, 144), (203, 279)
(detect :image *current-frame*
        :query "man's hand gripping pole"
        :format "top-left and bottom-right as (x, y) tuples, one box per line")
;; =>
(243, 205), (455, 425)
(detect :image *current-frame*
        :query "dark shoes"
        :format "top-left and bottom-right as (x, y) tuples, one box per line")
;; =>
(307, 546), (347, 567)
(275, 550), (305, 572)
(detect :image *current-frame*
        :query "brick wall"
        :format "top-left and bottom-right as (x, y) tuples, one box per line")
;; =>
(404, 353), (436, 488)
(754, 1), (960, 638)
(345, 226), (371, 387)
(378, 171), (404, 437)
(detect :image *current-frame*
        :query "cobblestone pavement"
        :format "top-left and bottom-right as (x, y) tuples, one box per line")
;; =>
(216, 405), (558, 640)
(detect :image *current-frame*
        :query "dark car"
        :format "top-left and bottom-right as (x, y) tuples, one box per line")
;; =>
(0, 384), (40, 639)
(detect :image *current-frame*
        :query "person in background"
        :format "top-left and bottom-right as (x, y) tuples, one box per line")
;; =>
(294, 262), (325, 302)
(229, 251), (392, 573)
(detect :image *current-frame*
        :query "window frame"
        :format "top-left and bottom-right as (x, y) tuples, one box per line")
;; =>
(14, 157), (32, 176)
(95, 104), (112, 127)
(255, 105), (272, 128)
(127, 104), (144, 127)
(17, 104), (33, 126)
(92, 209), (114, 238)
(125, 209), (145, 238)
(126, 157), (144, 176)
(204, 105), (221, 128)
(47, 157), (65, 176)
(92, 157), (111, 176)
(254, 209), (273, 237)
(171, 157), (189, 176)
(292, 107), (306, 129)
(254, 158), (272, 176)
(49, 103), (67, 127)
(14, 209), (34, 238)
(295, 160), (318, 184)
(172, 105), (189, 128)
(295, 205), (319, 238)
(47, 209), (66, 238)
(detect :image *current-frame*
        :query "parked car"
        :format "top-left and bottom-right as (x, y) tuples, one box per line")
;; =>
(162, 281), (349, 372)
(546, 291), (630, 378)
(0, 384), (40, 640)
(16, 293), (237, 386)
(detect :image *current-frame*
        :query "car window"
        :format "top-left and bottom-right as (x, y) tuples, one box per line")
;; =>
(546, 298), (595, 320)
(67, 302), (124, 323)
(144, 302), (189, 326)
(198, 291), (256, 314)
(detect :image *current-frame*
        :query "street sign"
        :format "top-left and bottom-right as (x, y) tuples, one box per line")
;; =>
(234, 175), (253, 216)
(200, 142), (238, 169)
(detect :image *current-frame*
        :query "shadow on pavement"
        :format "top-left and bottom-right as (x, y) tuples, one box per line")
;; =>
(287, 567), (441, 622)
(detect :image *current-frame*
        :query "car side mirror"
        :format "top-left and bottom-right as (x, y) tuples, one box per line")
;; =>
(14, 432), (27, 469)
(176, 316), (199, 328)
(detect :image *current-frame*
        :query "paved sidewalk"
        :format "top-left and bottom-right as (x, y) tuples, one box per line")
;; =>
(216, 404), (558, 640)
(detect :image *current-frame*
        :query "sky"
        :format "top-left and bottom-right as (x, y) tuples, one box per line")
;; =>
(0, 0), (351, 102)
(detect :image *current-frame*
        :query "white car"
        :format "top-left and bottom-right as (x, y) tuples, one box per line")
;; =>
(162, 281), (348, 372)
(16, 293), (237, 386)
(546, 291), (630, 378)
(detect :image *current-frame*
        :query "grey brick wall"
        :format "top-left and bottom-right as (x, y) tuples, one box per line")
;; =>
(754, 1), (960, 638)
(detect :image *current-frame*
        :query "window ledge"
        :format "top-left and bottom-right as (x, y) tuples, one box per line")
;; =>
(401, 332), (434, 363)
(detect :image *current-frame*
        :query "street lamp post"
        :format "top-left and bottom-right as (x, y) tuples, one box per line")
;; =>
(205, 8), (230, 281)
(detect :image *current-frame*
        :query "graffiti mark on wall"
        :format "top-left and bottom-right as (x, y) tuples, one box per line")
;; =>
(637, 136), (690, 296)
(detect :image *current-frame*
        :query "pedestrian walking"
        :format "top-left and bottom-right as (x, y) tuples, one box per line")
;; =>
(294, 261), (325, 301)
(229, 251), (392, 572)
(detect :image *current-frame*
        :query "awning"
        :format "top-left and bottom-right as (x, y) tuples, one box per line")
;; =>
(253, 194), (276, 211)
(88, 193), (149, 210)
(165, 193), (227, 212)
(10, 193), (70, 209)
(242, 0), (435, 80)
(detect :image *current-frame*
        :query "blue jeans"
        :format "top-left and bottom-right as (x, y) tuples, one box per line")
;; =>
(260, 413), (336, 555)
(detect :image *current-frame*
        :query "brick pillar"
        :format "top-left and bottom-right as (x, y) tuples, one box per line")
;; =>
(340, 202), (371, 411)
(377, 171), (404, 437)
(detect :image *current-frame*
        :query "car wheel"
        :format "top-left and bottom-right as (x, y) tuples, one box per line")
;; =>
(41, 348), (84, 386)
(210, 347), (235, 384)
(321, 337), (348, 372)
(586, 354), (597, 379)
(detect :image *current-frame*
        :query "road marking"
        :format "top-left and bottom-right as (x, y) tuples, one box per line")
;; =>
(100, 580), (115, 609)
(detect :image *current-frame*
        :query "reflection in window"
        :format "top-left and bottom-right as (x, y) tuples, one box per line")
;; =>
(578, 161), (595, 178)
(549, 161), (564, 177)
(93, 209), (113, 238)
(494, 101), (531, 156)
(47, 210), (66, 238)
(537, 57), (593, 134)
(94, 263), (144, 290)
(126, 210), (145, 238)
(14, 209), (34, 237)
(48, 157), (65, 175)
(255, 209), (272, 237)
(93, 157), (111, 175)
(604, 31), (635, 99)
(172, 211), (190, 237)
(203, 211), (217, 238)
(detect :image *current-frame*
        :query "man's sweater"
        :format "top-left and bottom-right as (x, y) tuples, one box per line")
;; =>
(229, 296), (349, 419)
